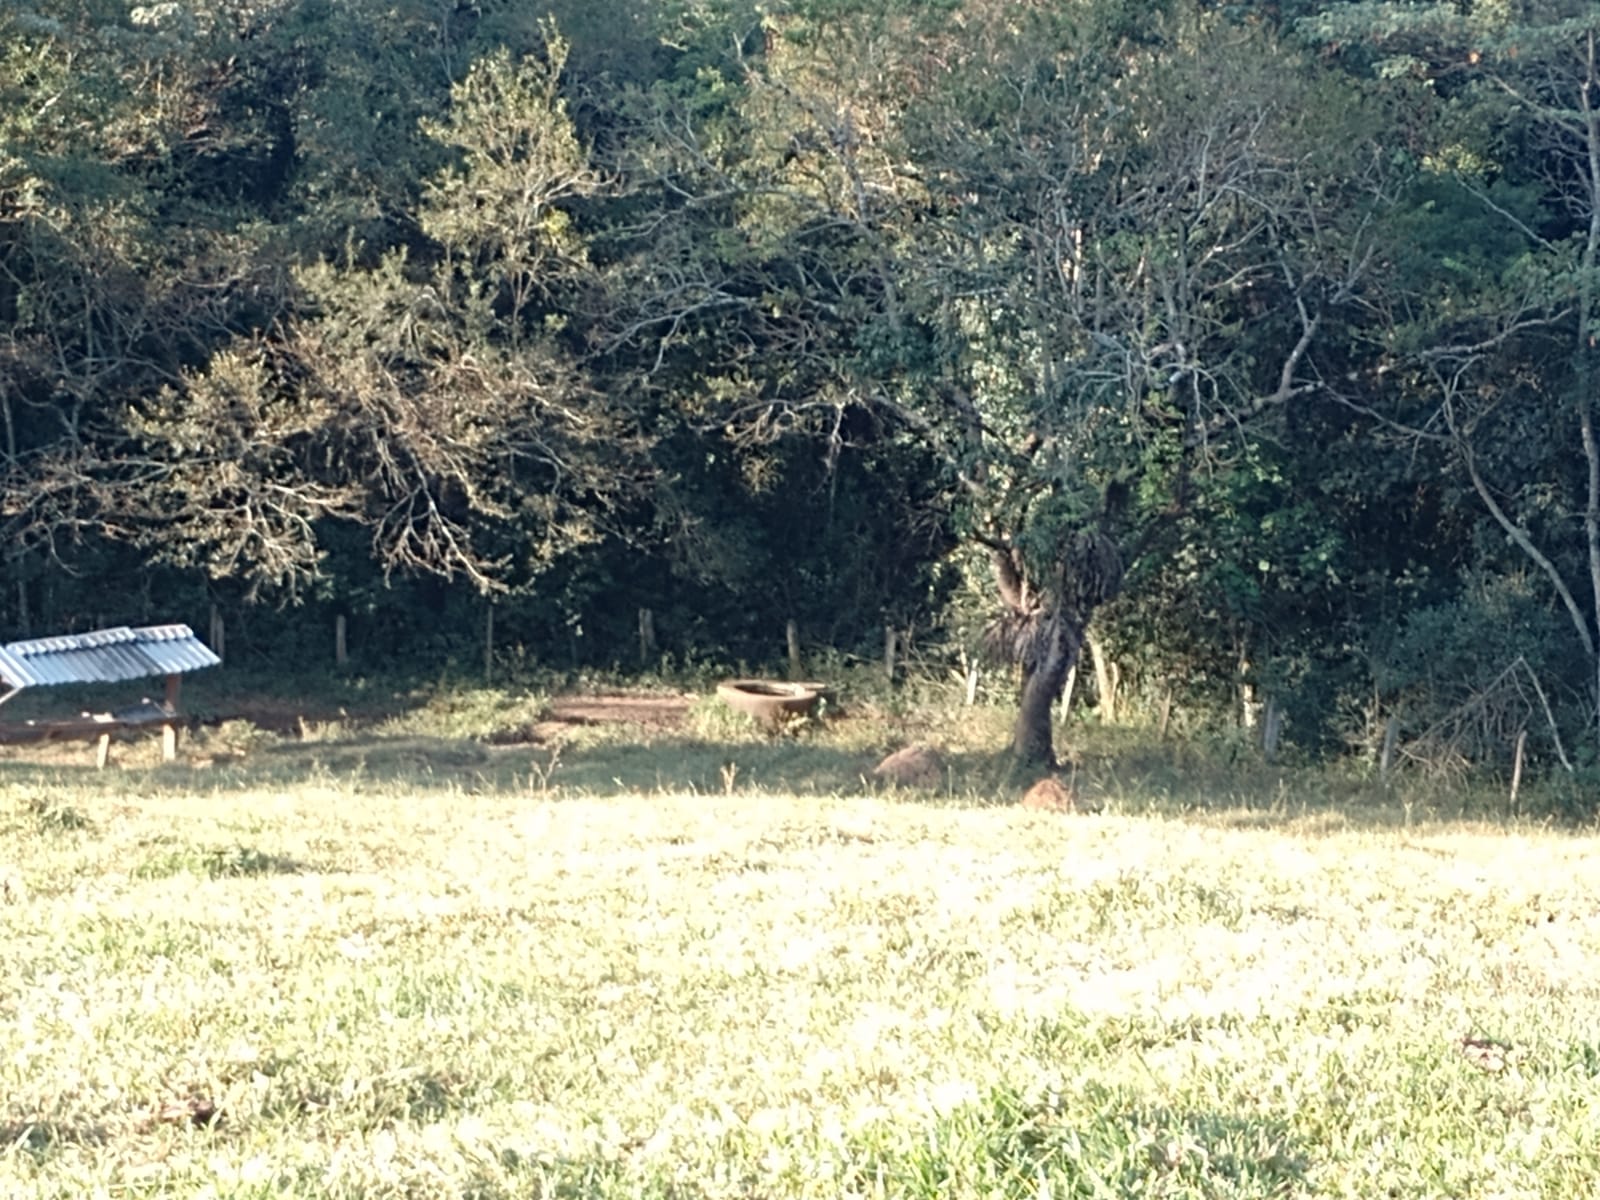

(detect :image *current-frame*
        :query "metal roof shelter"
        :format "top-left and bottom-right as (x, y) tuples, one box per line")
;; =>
(0, 624), (220, 705)
(0, 624), (220, 767)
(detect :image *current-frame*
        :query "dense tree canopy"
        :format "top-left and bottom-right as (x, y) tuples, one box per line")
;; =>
(3, 0), (1598, 775)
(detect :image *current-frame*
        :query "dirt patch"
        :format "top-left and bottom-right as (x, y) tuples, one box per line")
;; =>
(1019, 776), (1076, 813)
(487, 693), (698, 745)
(548, 694), (695, 728)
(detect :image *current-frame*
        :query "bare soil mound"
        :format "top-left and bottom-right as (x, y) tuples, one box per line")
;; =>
(1019, 776), (1076, 813)
(871, 744), (947, 789)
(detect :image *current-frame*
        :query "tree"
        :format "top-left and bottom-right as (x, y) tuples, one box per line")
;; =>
(1302, 0), (1600, 752)
(611, 0), (1391, 763)
(138, 34), (648, 596)
(0, 0), (303, 619)
(2, 17), (646, 600)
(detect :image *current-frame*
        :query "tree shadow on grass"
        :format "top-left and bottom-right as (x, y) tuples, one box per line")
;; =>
(0, 712), (1559, 829)
(525, 736), (1019, 801)
(1, 700), (1028, 802)
(237, 728), (1021, 803)
(1064, 728), (1543, 827)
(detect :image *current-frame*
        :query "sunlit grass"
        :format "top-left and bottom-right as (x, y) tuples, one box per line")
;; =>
(2, 696), (1598, 1197)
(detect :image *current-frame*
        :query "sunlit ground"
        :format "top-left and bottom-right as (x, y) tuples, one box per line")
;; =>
(2, 694), (1597, 1198)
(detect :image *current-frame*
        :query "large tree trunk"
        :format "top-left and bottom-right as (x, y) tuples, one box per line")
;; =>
(1011, 610), (1086, 767)
(990, 530), (1122, 769)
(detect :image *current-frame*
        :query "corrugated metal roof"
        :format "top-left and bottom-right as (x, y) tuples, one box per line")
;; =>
(0, 625), (221, 689)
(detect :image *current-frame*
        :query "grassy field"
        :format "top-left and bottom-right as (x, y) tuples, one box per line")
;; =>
(2, 684), (1598, 1198)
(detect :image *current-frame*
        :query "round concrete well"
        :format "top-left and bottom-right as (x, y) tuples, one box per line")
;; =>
(716, 679), (823, 727)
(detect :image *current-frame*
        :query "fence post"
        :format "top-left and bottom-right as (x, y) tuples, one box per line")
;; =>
(1089, 634), (1117, 724)
(1380, 715), (1400, 782)
(484, 602), (495, 683)
(1262, 696), (1283, 763)
(786, 619), (803, 680)
(639, 607), (657, 667)
(1509, 728), (1528, 817)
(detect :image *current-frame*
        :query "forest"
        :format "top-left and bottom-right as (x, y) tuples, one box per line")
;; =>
(3, 0), (1599, 778)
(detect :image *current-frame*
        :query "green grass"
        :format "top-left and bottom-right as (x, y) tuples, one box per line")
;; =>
(2, 694), (1598, 1198)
